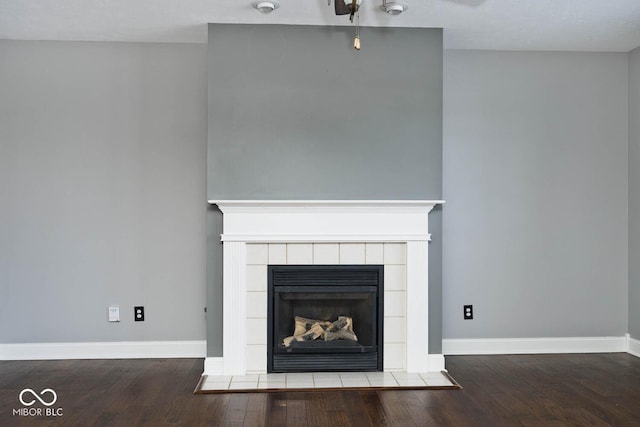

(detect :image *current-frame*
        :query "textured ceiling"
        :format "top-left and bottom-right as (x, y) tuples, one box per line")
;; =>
(1, 0), (639, 51)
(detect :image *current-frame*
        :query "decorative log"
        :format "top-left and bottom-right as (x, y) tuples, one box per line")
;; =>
(324, 330), (358, 342)
(327, 316), (353, 333)
(294, 316), (314, 335)
(282, 315), (357, 347)
(282, 336), (296, 347)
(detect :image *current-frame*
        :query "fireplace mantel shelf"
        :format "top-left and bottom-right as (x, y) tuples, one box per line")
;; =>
(216, 234), (432, 243)
(209, 200), (445, 213)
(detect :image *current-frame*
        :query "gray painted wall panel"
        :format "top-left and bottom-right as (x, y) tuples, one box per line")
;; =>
(443, 50), (628, 339)
(630, 47), (640, 340)
(207, 24), (443, 355)
(207, 24), (442, 200)
(0, 41), (208, 343)
(206, 207), (223, 356)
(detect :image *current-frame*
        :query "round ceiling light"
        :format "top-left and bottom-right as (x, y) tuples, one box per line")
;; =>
(254, 1), (279, 13)
(382, 2), (408, 15)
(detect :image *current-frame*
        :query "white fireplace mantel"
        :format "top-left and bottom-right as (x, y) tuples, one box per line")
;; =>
(211, 200), (444, 243)
(205, 200), (445, 376)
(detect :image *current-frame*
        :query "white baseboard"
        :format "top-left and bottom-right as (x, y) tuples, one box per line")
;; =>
(203, 357), (224, 375)
(203, 355), (446, 376)
(442, 336), (627, 355)
(428, 354), (446, 371)
(627, 334), (640, 358)
(0, 340), (206, 360)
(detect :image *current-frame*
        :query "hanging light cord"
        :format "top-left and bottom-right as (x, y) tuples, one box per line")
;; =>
(354, 6), (361, 50)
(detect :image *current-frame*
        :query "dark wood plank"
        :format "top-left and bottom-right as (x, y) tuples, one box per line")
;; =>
(264, 392), (288, 427)
(314, 390), (360, 426)
(224, 393), (250, 424)
(359, 390), (391, 426)
(340, 391), (377, 427)
(285, 394), (308, 427)
(242, 393), (267, 427)
(375, 390), (418, 427)
(304, 390), (331, 427)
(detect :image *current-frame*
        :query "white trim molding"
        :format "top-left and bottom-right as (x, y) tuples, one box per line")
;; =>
(428, 354), (446, 372)
(406, 240), (430, 372)
(443, 337), (627, 355)
(218, 234), (432, 243)
(222, 241), (247, 376)
(0, 340), (206, 360)
(204, 357), (224, 375)
(627, 334), (640, 358)
(206, 355), (446, 376)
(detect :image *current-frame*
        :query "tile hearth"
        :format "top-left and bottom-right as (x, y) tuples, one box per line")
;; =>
(195, 371), (459, 393)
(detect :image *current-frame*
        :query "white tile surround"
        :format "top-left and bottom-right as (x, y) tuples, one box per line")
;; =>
(245, 242), (408, 373)
(204, 200), (445, 377)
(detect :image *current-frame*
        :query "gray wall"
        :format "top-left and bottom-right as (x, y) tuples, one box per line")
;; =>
(3, 36), (633, 356)
(207, 24), (443, 355)
(0, 41), (208, 343)
(443, 50), (629, 340)
(630, 47), (640, 340)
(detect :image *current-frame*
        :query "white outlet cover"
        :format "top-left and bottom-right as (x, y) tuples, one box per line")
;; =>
(108, 306), (120, 322)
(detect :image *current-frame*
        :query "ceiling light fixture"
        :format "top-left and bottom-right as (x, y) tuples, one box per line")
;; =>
(382, 1), (408, 15)
(328, 0), (409, 50)
(254, 1), (279, 13)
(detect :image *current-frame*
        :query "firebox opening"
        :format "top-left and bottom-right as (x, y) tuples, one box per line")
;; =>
(267, 265), (384, 373)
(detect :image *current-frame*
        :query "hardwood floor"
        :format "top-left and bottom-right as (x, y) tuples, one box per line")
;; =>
(1, 353), (640, 426)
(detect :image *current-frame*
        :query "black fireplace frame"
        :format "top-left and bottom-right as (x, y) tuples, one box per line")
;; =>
(267, 265), (384, 373)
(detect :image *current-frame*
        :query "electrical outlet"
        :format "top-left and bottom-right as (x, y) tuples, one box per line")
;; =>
(134, 306), (145, 321)
(464, 305), (473, 320)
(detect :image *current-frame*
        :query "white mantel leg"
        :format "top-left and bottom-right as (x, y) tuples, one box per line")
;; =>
(405, 241), (430, 372)
(223, 241), (247, 375)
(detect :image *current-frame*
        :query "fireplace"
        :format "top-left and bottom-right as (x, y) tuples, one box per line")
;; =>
(204, 200), (444, 376)
(268, 265), (384, 372)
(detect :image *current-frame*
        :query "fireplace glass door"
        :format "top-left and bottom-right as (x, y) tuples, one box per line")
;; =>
(267, 265), (383, 372)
